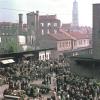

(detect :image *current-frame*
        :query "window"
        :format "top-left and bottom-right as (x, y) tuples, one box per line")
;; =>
(2, 33), (5, 35)
(63, 42), (64, 47)
(41, 23), (44, 27)
(41, 29), (44, 35)
(79, 40), (82, 45)
(6, 33), (9, 35)
(43, 55), (44, 60)
(46, 54), (48, 60)
(54, 23), (57, 26)
(54, 29), (57, 33)
(80, 40), (82, 45)
(66, 41), (68, 47)
(48, 23), (51, 26)
(73, 53), (75, 56)
(49, 54), (51, 59)
(68, 41), (70, 47)
(73, 41), (76, 46)
(75, 52), (78, 56)
(59, 42), (62, 48)
(47, 29), (49, 34)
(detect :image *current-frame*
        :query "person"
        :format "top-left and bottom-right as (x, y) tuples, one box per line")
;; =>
(51, 95), (56, 100)
(51, 90), (56, 100)
(58, 94), (61, 100)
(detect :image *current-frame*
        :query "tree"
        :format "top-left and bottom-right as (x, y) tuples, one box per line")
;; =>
(1, 36), (22, 53)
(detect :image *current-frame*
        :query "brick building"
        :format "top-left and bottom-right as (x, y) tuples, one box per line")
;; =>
(26, 12), (61, 51)
(49, 32), (72, 58)
(38, 31), (72, 60)
(39, 15), (61, 35)
(0, 14), (27, 53)
(60, 29), (91, 50)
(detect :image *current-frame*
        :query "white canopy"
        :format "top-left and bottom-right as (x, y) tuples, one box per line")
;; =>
(1, 59), (15, 64)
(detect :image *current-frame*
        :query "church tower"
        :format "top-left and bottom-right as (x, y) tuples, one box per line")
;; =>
(72, 0), (79, 28)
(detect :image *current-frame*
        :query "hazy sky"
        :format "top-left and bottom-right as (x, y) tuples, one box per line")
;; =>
(0, 0), (100, 27)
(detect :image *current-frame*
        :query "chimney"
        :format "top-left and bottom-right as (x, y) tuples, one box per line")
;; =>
(36, 11), (39, 33)
(35, 11), (40, 49)
(18, 14), (23, 34)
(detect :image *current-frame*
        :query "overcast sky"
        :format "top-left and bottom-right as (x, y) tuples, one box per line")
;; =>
(0, 0), (100, 27)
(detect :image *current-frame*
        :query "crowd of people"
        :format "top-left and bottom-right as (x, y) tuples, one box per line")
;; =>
(0, 57), (100, 100)
(56, 73), (100, 100)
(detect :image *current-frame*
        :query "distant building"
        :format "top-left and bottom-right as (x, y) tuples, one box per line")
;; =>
(70, 32), (91, 49)
(78, 26), (92, 34)
(38, 31), (72, 60)
(61, 23), (72, 32)
(0, 22), (18, 35)
(49, 32), (72, 58)
(26, 13), (61, 51)
(60, 29), (91, 49)
(61, 23), (92, 34)
(0, 14), (27, 53)
(39, 15), (61, 35)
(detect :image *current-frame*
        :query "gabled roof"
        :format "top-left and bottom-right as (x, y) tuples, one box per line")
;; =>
(59, 29), (90, 40)
(49, 32), (72, 41)
(59, 29), (76, 40)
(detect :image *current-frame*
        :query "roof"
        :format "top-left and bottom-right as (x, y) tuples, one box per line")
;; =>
(72, 46), (92, 52)
(59, 29), (76, 40)
(71, 54), (92, 59)
(49, 32), (72, 41)
(60, 29), (90, 40)
(39, 15), (60, 22)
(0, 22), (18, 25)
(39, 15), (56, 20)
(70, 54), (100, 63)
(69, 32), (90, 39)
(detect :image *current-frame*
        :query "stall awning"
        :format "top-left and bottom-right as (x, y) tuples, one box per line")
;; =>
(1, 60), (9, 64)
(1, 59), (15, 64)
(24, 54), (34, 58)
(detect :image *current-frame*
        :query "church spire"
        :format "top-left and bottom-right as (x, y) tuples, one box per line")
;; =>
(72, 0), (79, 28)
